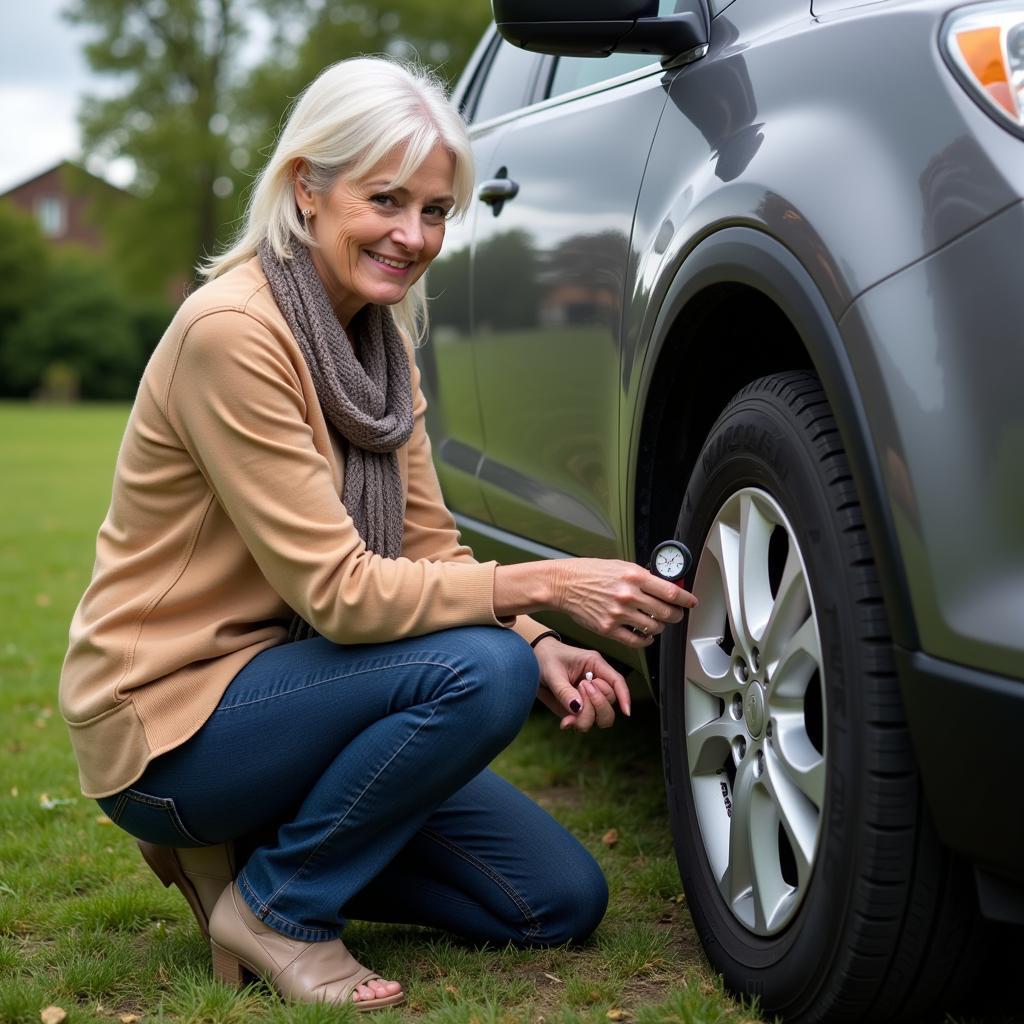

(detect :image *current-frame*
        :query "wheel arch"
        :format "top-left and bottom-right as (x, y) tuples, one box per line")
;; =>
(628, 226), (917, 686)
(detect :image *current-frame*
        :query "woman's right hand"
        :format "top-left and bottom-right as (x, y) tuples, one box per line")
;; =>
(550, 558), (698, 649)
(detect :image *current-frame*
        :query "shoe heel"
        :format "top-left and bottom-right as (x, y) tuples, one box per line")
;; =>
(137, 840), (176, 888)
(211, 942), (246, 987)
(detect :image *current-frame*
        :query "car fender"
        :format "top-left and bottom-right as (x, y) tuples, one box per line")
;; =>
(625, 225), (917, 650)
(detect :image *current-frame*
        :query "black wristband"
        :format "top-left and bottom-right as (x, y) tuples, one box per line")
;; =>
(529, 629), (562, 648)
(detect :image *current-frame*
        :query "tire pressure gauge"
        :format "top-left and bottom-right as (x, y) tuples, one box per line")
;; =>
(650, 539), (692, 585)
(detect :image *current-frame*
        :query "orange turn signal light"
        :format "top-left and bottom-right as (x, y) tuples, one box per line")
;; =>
(944, 3), (1024, 132)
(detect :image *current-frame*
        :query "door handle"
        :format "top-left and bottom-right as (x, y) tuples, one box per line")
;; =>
(477, 178), (520, 204)
(477, 169), (519, 216)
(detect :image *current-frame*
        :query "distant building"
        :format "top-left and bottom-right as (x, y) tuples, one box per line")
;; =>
(0, 160), (128, 252)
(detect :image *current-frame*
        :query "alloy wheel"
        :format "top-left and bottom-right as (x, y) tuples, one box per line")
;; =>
(683, 486), (826, 936)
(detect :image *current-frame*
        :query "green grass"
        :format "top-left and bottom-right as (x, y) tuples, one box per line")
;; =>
(0, 401), (1015, 1024)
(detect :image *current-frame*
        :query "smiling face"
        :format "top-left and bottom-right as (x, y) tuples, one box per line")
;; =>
(294, 142), (456, 327)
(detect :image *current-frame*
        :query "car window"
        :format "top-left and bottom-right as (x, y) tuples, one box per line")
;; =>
(471, 39), (541, 124)
(548, 52), (658, 99)
(547, 1), (685, 100)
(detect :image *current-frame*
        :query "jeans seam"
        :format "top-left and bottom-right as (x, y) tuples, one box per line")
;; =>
(260, 665), (467, 915)
(110, 791), (129, 824)
(236, 871), (338, 942)
(124, 788), (208, 846)
(215, 657), (467, 712)
(420, 826), (542, 941)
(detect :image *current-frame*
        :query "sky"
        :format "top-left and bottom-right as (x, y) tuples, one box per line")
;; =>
(0, 0), (125, 193)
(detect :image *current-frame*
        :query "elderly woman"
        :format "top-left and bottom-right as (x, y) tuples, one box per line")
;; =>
(59, 58), (695, 1010)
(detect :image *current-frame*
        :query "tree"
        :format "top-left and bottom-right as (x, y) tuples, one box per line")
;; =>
(233, 3), (491, 200)
(65, 0), (282, 296)
(68, 0), (490, 299)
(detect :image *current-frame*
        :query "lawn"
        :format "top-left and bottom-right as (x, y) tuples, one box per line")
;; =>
(0, 402), (1016, 1024)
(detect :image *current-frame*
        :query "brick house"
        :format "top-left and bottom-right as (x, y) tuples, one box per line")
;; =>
(0, 160), (128, 252)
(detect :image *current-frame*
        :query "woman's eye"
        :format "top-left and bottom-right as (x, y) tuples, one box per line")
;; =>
(370, 193), (396, 208)
(424, 206), (448, 220)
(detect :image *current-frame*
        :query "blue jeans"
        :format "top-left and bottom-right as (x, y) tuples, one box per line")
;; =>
(98, 626), (608, 945)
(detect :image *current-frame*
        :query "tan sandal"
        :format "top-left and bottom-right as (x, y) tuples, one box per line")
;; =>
(209, 883), (404, 1010)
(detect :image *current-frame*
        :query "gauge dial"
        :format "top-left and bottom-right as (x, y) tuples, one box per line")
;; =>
(651, 540), (691, 582)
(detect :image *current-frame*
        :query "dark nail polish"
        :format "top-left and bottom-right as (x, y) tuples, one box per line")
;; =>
(569, 699), (582, 714)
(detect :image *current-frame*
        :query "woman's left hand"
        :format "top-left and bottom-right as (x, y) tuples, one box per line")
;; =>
(532, 637), (631, 732)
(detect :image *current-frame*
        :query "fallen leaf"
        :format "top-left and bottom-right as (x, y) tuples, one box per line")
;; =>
(120, 1015), (141, 1023)
(40, 1007), (67, 1024)
(542, 972), (563, 984)
(35, 593), (52, 608)
(601, 828), (620, 847)
(606, 1010), (632, 1021)
(95, 815), (113, 826)
(9, 787), (17, 798)
(34, 718), (48, 729)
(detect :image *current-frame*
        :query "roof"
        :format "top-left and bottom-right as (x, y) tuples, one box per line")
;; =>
(0, 159), (130, 199)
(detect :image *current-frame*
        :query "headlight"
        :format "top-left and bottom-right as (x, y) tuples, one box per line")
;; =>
(943, 2), (1024, 136)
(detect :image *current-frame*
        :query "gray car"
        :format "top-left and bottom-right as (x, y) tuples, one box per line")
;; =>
(418, 1), (1024, 1020)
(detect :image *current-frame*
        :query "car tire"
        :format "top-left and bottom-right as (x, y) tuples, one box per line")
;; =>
(659, 370), (984, 1022)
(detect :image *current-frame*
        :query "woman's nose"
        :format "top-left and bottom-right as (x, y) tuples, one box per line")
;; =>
(391, 209), (424, 254)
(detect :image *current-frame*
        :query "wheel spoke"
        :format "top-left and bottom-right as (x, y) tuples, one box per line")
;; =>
(765, 752), (818, 888)
(722, 756), (757, 910)
(772, 712), (826, 808)
(738, 493), (775, 647)
(762, 546), (811, 676)
(704, 519), (747, 657)
(749, 784), (790, 932)
(770, 616), (821, 701)
(686, 636), (735, 696)
(687, 714), (741, 775)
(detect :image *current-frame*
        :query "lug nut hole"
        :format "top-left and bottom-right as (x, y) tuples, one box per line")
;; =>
(729, 694), (743, 721)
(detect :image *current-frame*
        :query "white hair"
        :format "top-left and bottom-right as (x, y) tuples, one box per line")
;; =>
(202, 56), (474, 345)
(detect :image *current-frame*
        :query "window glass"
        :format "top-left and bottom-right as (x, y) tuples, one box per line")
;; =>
(549, 52), (658, 99)
(547, 1), (684, 99)
(36, 196), (66, 237)
(471, 39), (540, 124)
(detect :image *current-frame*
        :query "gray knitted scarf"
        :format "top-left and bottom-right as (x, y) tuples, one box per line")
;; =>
(258, 238), (414, 642)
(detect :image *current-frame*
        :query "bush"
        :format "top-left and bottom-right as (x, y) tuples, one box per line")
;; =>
(0, 254), (143, 400)
(0, 201), (49, 348)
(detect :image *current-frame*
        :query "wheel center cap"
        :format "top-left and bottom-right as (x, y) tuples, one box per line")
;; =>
(744, 682), (766, 738)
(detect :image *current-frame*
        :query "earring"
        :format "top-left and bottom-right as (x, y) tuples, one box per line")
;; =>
(302, 207), (314, 219)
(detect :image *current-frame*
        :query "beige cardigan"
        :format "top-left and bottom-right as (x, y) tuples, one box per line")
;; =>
(59, 257), (550, 798)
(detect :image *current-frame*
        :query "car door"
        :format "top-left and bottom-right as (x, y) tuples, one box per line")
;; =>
(468, 45), (675, 558)
(422, 35), (546, 524)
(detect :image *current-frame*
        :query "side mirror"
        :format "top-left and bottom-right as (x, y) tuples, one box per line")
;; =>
(492, 0), (709, 60)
